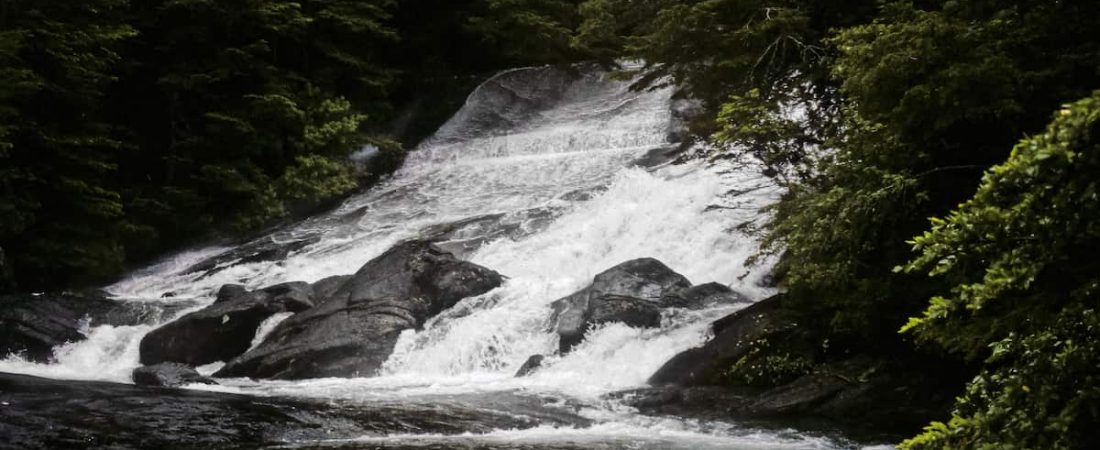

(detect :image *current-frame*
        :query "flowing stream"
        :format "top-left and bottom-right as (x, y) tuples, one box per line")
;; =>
(0, 66), (883, 449)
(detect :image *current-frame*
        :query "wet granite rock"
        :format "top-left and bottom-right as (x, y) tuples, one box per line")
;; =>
(139, 282), (316, 366)
(215, 241), (504, 380)
(131, 363), (216, 388)
(310, 275), (353, 304)
(214, 284), (248, 303)
(641, 294), (960, 437)
(0, 291), (117, 363)
(660, 282), (751, 309)
(0, 372), (589, 449)
(649, 294), (795, 386)
(550, 258), (692, 353)
(183, 235), (320, 279)
(514, 354), (545, 377)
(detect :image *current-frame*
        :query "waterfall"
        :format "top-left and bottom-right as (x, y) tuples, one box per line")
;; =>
(0, 66), (873, 449)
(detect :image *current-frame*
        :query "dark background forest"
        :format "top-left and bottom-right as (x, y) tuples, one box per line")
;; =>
(2, 0), (1099, 448)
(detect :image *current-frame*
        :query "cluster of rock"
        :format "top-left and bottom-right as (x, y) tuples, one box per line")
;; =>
(2, 244), (755, 388)
(516, 257), (750, 376)
(624, 294), (957, 435)
(0, 240), (944, 435)
(128, 245), (754, 385)
(134, 240), (504, 384)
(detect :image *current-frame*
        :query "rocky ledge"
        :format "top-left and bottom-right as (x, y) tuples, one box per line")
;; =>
(0, 372), (588, 449)
(0, 291), (199, 364)
(622, 294), (961, 438)
(134, 240), (504, 381)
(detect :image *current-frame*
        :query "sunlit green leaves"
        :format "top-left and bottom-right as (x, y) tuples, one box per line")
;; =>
(901, 92), (1100, 449)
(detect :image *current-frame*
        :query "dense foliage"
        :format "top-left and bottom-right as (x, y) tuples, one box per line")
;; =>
(0, 0), (583, 291)
(573, 0), (1100, 446)
(899, 93), (1100, 450)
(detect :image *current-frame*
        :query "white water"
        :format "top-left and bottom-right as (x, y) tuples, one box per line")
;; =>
(0, 66), (877, 448)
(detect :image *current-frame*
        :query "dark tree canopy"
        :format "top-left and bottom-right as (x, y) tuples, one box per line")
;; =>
(0, 0), (583, 290)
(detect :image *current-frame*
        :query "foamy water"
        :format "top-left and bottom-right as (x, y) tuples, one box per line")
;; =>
(0, 66), (879, 449)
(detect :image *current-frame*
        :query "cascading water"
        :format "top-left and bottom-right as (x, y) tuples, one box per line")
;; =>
(0, 66), (881, 449)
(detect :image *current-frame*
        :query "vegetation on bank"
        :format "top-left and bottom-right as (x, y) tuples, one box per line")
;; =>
(571, 0), (1100, 447)
(0, 0), (584, 291)
(4, 0), (1099, 447)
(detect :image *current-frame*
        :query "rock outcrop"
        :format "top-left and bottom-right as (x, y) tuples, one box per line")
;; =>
(139, 282), (315, 366)
(309, 275), (352, 303)
(215, 241), (503, 380)
(649, 294), (796, 386)
(660, 282), (750, 309)
(0, 291), (120, 363)
(550, 258), (693, 353)
(640, 294), (960, 435)
(0, 372), (589, 449)
(132, 363), (216, 388)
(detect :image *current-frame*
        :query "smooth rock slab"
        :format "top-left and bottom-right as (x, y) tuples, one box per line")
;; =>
(0, 372), (588, 449)
(216, 241), (503, 380)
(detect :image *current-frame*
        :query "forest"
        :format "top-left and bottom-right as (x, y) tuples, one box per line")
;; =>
(2, 0), (1099, 448)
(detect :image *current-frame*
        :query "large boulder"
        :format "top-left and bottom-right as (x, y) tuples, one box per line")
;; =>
(622, 357), (959, 436)
(132, 363), (216, 388)
(0, 291), (117, 363)
(309, 275), (352, 303)
(660, 282), (751, 309)
(639, 294), (960, 434)
(649, 294), (796, 386)
(139, 282), (315, 366)
(550, 258), (692, 353)
(215, 241), (503, 380)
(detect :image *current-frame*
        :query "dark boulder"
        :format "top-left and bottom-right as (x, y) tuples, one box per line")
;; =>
(649, 294), (796, 386)
(590, 294), (663, 328)
(139, 282), (315, 366)
(309, 275), (352, 303)
(584, 258), (692, 302)
(514, 354), (545, 377)
(660, 282), (751, 309)
(0, 291), (117, 363)
(215, 241), (503, 380)
(132, 363), (216, 388)
(0, 290), (205, 363)
(215, 284), (248, 303)
(551, 258), (692, 353)
(624, 358), (958, 438)
(641, 294), (960, 436)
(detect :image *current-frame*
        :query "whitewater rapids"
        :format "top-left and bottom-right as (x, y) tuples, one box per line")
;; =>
(0, 66), (886, 449)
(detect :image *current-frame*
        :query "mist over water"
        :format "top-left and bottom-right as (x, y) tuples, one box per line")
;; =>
(0, 66), (877, 448)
